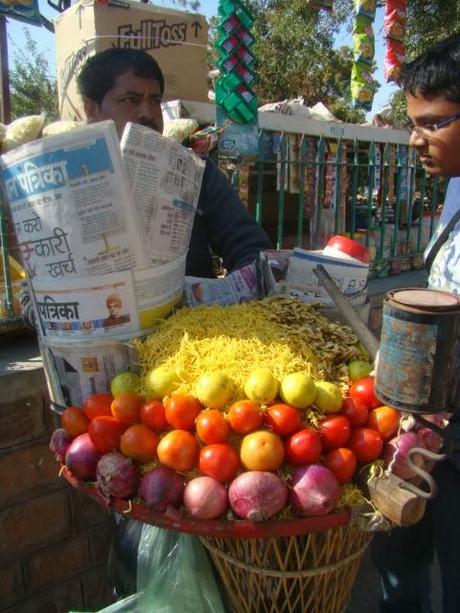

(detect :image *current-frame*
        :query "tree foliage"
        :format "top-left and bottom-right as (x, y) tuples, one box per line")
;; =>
(9, 29), (58, 120)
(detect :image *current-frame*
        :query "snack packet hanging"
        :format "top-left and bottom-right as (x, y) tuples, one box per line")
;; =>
(351, 62), (375, 111)
(384, 39), (405, 83)
(353, 15), (375, 66)
(354, 0), (376, 22)
(384, 0), (407, 43)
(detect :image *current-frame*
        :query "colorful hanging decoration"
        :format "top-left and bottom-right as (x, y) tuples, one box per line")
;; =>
(215, 0), (258, 124)
(351, 0), (377, 112)
(384, 0), (408, 83)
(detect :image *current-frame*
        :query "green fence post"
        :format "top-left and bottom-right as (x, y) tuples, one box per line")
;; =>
(365, 142), (376, 249)
(314, 136), (326, 248)
(255, 129), (265, 225)
(334, 138), (343, 235)
(276, 132), (287, 249)
(296, 135), (307, 246)
(349, 139), (359, 239)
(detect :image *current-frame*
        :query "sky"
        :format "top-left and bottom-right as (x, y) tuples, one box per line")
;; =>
(6, 0), (399, 118)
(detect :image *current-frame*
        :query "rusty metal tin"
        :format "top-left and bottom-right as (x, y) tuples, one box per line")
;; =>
(375, 288), (460, 414)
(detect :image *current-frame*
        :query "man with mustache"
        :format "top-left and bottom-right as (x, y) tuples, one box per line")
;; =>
(77, 47), (270, 598)
(372, 34), (460, 613)
(77, 47), (271, 279)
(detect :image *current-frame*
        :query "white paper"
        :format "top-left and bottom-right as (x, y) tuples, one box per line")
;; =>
(1, 121), (149, 280)
(120, 122), (205, 263)
(184, 264), (258, 307)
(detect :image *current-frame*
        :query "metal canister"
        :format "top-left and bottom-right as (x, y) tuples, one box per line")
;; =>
(375, 288), (460, 414)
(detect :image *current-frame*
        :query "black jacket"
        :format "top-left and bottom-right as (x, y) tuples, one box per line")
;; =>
(186, 158), (271, 277)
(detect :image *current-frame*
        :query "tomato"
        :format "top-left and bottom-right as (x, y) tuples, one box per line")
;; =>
(88, 415), (128, 454)
(140, 400), (168, 432)
(285, 428), (322, 466)
(61, 406), (89, 438)
(340, 397), (369, 426)
(82, 393), (113, 420)
(196, 410), (229, 444)
(349, 376), (381, 410)
(111, 393), (144, 424)
(240, 430), (285, 471)
(227, 400), (263, 434)
(366, 406), (400, 440)
(348, 427), (383, 463)
(164, 394), (202, 431)
(319, 415), (351, 451)
(120, 424), (159, 463)
(199, 443), (240, 482)
(324, 448), (357, 483)
(264, 403), (302, 437)
(157, 429), (199, 471)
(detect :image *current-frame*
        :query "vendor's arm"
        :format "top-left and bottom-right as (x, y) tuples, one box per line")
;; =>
(187, 158), (271, 277)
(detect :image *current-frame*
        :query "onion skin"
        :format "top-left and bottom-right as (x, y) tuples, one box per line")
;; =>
(96, 452), (139, 499)
(50, 428), (73, 463)
(184, 476), (228, 519)
(384, 432), (426, 480)
(289, 464), (340, 517)
(228, 471), (288, 521)
(139, 466), (185, 512)
(65, 432), (101, 481)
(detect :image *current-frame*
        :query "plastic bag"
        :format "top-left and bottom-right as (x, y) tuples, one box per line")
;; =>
(2, 113), (46, 152)
(136, 525), (226, 613)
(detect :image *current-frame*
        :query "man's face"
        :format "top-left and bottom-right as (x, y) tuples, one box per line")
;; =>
(406, 92), (460, 176)
(107, 302), (121, 317)
(84, 71), (164, 138)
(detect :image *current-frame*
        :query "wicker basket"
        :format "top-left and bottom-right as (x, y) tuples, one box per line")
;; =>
(200, 523), (371, 613)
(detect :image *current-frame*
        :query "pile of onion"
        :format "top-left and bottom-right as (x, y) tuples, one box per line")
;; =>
(384, 432), (426, 480)
(139, 466), (185, 512)
(289, 464), (340, 517)
(65, 433), (101, 481)
(184, 476), (228, 519)
(228, 471), (288, 520)
(96, 452), (139, 498)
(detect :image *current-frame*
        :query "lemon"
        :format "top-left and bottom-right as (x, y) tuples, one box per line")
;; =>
(145, 366), (179, 400)
(195, 372), (233, 409)
(280, 372), (316, 409)
(110, 371), (141, 397)
(244, 368), (279, 405)
(314, 381), (343, 413)
(347, 360), (372, 382)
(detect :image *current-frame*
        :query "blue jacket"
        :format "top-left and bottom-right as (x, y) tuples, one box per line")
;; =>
(186, 158), (271, 277)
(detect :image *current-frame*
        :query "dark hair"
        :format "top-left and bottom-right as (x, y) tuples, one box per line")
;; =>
(401, 34), (460, 102)
(77, 48), (165, 105)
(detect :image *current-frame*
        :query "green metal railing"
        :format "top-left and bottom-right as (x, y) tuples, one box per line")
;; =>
(0, 128), (446, 325)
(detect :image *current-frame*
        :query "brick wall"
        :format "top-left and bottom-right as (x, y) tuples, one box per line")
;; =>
(0, 366), (115, 613)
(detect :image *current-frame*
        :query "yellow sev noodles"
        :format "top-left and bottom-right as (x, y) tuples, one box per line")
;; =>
(134, 296), (365, 404)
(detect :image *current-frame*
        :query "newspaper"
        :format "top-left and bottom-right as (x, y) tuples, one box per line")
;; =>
(120, 122), (205, 264)
(184, 264), (259, 307)
(0, 121), (149, 280)
(259, 248), (369, 307)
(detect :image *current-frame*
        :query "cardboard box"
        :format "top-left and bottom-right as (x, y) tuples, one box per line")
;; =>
(282, 247), (369, 306)
(55, 0), (209, 121)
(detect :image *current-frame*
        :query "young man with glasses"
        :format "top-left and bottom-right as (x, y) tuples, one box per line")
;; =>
(372, 34), (460, 613)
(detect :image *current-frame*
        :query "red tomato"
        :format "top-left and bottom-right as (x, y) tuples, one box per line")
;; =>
(319, 415), (351, 451)
(264, 403), (302, 437)
(111, 393), (144, 424)
(88, 416), (128, 454)
(82, 393), (113, 420)
(199, 443), (240, 483)
(340, 397), (369, 426)
(285, 428), (322, 466)
(348, 427), (383, 463)
(196, 409), (230, 444)
(227, 400), (263, 434)
(120, 424), (159, 463)
(324, 448), (357, 483)
(366, 406), (400, 440)
(140, 400), (168, 432)
(164, 394), (202, 431)
(61, 406), (89, 438)
(157, 430), (198, 471)
(349, 376), (381, 410)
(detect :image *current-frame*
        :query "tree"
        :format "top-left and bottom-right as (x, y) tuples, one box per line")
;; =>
(9, 28), (58, 120)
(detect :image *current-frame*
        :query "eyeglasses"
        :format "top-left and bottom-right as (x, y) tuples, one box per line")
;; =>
(406, 111), (460, 136)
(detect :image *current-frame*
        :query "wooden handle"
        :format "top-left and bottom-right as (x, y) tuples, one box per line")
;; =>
(313, 264), (380, 359)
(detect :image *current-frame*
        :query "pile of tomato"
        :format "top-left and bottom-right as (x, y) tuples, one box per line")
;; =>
(56, 372), (400, 499)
